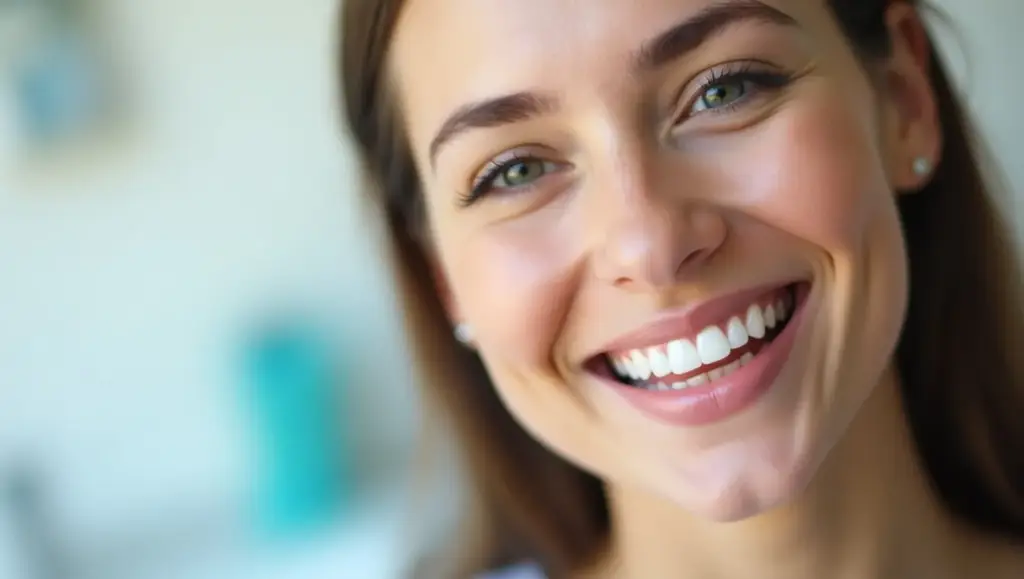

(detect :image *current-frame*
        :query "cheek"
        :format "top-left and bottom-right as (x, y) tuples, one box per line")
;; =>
(440, 224), (604, 464)
(736, 89), (893, 255)
(735, 86), (908, 399)
(440, 215), (581, 370)
(703, 84), (908, 391)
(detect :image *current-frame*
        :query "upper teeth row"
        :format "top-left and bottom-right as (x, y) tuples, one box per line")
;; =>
(612, 296), (792, 382)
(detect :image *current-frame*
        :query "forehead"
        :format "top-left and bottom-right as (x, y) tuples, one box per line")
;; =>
(389, 0), (832, 155)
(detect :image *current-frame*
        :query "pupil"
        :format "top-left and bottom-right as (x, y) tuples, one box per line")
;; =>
(703, 82), (743, 108)
(507, 161), (534, 183)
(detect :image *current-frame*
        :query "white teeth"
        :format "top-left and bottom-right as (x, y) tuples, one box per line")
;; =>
(726, 317), (749, 348)
(611, 291), (793, 385)
(612, 357), (629, 377)
(667, 339), (702, 374)
(631, 351), (651, 380)
(648, 348), (671, 378)
(696, 326), (731, 364)
(745, 304), (766, 339)
(622, 357), (637, 379)
(687, 373), (708, 387)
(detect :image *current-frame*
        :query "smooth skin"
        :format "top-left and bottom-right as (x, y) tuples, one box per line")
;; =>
(389, 0), (1023, 577)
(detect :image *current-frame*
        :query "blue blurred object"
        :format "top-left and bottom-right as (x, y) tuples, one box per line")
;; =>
(14, 31), (108, 143)
(243, 318), (353, 537)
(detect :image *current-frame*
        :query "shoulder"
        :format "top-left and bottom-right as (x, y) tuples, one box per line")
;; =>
(476, 562), (547, 579)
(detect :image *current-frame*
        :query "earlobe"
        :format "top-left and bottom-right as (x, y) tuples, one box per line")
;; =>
(880, 3), (943, 193)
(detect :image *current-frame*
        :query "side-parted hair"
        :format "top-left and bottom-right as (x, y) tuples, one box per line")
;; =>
(338, 1), (1024, 576)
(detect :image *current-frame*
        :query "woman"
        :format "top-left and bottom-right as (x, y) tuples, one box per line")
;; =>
(339, 0), (1024, 577)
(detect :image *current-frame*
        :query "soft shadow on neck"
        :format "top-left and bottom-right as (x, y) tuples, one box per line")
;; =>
(590, 367), (983, 579)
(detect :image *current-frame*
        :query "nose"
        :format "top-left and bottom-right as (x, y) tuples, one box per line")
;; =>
(591, 161), (727, 292)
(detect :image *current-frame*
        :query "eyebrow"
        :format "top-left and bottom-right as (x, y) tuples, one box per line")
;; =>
(635, 0), (796, 71)
(427, 0), (797, 168)
(428, 92), (557, 169)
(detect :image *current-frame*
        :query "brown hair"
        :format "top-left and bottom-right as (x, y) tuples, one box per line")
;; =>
(338, 1), (1024, 576)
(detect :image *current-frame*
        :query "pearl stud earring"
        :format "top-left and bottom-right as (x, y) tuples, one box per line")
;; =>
(913, 157), (932, 177)
(454, 323), (474, 345)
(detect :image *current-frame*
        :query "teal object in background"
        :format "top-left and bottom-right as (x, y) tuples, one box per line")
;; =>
(243, 319), (353, 537)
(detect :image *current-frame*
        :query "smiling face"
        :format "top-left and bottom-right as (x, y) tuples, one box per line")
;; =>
(389, 0), (938, 521)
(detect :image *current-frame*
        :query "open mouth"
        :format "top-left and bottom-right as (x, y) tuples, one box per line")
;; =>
(594, 283), (804, 391)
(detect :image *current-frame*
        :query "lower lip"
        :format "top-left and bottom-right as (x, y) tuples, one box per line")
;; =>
(603, 285), (809, 427)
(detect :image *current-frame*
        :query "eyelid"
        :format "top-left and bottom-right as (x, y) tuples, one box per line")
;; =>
(458, 150), (572, 208)
(463, 144), (560, 195)
(673, 60), (789, 118)
(472, 150), (527, 191)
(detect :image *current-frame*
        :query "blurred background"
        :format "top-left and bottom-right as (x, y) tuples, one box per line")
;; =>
(0, 0), (1020, 578)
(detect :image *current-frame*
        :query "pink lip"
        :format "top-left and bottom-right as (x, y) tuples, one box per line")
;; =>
(599, 282), (811, 427)
(593, 282), (796, 358)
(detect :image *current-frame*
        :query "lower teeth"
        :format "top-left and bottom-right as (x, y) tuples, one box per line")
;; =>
(639, 350), (757, 390)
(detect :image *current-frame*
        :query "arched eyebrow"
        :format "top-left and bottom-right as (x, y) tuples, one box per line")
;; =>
(428, 92), (557, 170)
(635, 0), (796, 70)
(427, 0), (798, 170)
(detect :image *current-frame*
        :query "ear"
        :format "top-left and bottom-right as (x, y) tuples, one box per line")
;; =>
(878, 3), (943, 194)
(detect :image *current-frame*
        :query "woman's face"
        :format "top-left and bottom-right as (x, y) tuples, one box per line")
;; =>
(390, 0), (937, 520)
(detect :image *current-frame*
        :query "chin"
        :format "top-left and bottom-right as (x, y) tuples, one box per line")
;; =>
(658, 431), (824, 523)
(685, 477), (810, 523)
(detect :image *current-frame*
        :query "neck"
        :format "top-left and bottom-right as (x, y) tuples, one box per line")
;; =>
(596, 369), (976, 579)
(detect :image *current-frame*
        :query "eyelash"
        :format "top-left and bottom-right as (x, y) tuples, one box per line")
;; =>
(457, 63), (796, 207)
(683, 62), (794, 118)
(458, 152), (537, 207)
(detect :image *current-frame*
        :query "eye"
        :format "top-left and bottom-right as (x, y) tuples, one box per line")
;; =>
(691, 78), (751, 114)
(459, 154), (562, 206)
(491, 157), (551, 189)
(679, 64), (796, 121)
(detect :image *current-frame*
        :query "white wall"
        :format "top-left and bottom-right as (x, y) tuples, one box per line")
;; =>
(930, 0), (1023, 225)
(0, 0), (1020, 574)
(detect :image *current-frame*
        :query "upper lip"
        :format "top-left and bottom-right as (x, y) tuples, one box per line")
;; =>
(586, 281), (799, 362)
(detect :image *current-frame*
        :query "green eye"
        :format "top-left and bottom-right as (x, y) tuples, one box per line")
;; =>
(494, 158), (548, 188)
(462, 154), (565, 206)
(693, 80), (749, 113)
